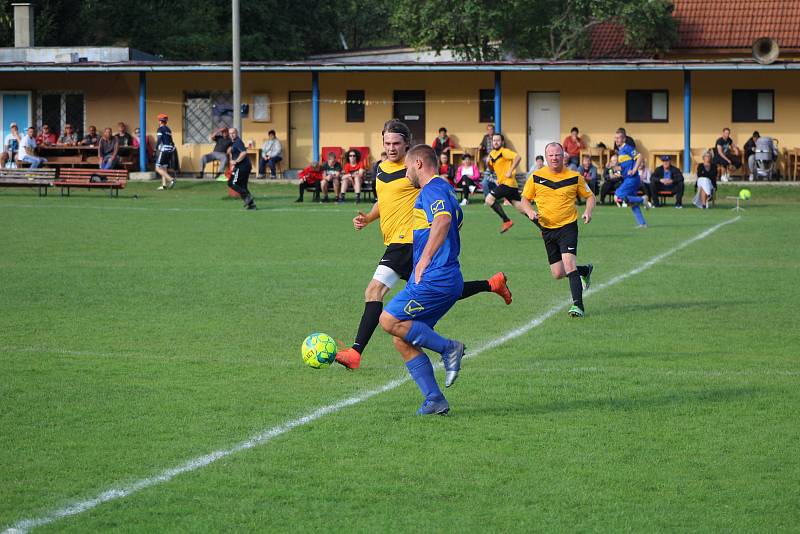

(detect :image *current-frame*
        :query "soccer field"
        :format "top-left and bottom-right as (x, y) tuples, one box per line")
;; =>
(1, 182), (799, 532)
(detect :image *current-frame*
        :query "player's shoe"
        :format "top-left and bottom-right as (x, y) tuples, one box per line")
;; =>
(417, 396), (449, 416)
(567, 305), (585, 318)
(335, 347), (362, 370)
(488, 271), (512, 305)
(500, 220), (514, 234)
(442, 340), (465, 388)
(580, 264), (593, 291)
(168, 179), (176, 190)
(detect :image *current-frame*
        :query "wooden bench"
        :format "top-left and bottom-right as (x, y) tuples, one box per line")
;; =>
(54, 168), (128, 197)
(0, 168), (56, 196)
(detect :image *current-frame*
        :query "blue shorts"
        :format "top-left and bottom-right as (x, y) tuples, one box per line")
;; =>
(384, 282), (459, 328)
(615, 176), (641, 200)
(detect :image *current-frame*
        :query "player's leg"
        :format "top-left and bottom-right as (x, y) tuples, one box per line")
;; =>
(354, 171), (363, 203)
(459, 273), (512, 304)
(485, 187), (513, 232)
(296, 180), (306, 202)
(393, 337), (449, 415)
(321, 177), (330, 200)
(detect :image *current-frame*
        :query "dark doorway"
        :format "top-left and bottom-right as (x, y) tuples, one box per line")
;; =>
(393, 91), (426, 145)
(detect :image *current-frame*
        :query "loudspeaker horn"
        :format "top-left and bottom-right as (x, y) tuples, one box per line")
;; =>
(753, 37), (779, 65)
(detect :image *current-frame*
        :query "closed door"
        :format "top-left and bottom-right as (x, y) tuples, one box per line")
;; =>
(289, 91), (312, 168)
(1, 92), (31, 143)
(527, 92), (560, 169)
(393, 91), (425, 145)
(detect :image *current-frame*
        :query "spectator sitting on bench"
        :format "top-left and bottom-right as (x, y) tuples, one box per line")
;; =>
(199, 127), (232, 179)
(456, 153), (480, 206)
(2, 122), (21, 168)
(81, 125), (99, 146)
(36, 124), (57, 146)
(651, 155), (684, 208)
(528, 154), (544, 174)
(599, 154), (623, 205)
(320, 151), (342, 203)
(341, 149), (366, 204)
(259, 129), (283, 178)
(296, 161), (322, 203)
(478, 123), (495, 169)
(713, 127), (742, 182)
(563, 126), (585, 169)
(98, 128), (119, 170)
(115, 122), (134, 147)
(438, 152), (455, 186)
(58, 123), (78, 145)
(638, 159), (654, 208)
(694, 151), (717, 209)
(432, 127), (455, 159)
(19, 127), (47, 168)
(577, 154), (599, 196)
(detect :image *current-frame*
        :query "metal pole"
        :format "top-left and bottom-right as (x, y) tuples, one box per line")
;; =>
(683, 70), (691, 173)
(494, 71), (502, 133)
(312, 71), (319, 162)
(139, 72), (146, 172)
(232, 0), (241, 132)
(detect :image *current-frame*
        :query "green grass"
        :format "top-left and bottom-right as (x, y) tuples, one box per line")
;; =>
(1, 181), (799, 532)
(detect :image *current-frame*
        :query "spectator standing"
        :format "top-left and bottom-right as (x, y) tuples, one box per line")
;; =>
(320, 151), (342, 202)
(36, 124), (57, 146)
(456, 153), (480, 206)
(713, 127), (742, 182)
(341, 150), (366, 203)
(199, 127), (232, 179)
(432, 127), (455, 159)
(577, 154), (599, 195)
(296, 161), (322, 202)
(115, 122), (133, 147)
(98, 128), (119, 170)
(599, 155), (623, 204)
(438, 152), (455, 185)
(19, 127), (47, 168)
(228, 127), (256, 209)
(694, 151), (716, 209)
(154, 114), (176, 190)
(58, 123), (78, 145)
(563, 127), (585, 169)
(650, 155), (685, 208)
(81, 126), (99, 146)
(259, 129), (283, 178)
(2, 122), (21, 168)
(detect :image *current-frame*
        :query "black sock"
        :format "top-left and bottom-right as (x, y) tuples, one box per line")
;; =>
(490, 202), (510, 222)
(567, 271), (583, 309)
(576, 264), (590, 277)
(352, 301), (383, 353)
(459, 280), (490, 300)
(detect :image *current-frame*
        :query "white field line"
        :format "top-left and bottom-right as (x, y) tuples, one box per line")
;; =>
(2, 216), (740, 534)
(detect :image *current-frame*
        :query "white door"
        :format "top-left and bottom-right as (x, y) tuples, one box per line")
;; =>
(527, 92), (560, 171)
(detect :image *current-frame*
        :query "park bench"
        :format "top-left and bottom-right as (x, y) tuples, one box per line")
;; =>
(0, 167), (56, 196)
(54, 168), (128, 197)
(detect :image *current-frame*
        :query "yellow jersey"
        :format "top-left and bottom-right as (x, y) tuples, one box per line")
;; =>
(488, 148), (519, 187)
(375, 159), (418, 245)
(522, 166), (593, 229)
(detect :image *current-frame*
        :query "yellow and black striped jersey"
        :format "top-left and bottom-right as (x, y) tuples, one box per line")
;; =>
(375, 160), (418, 245)
(522, 166), (593, 229)
(488, 148), (519, 187)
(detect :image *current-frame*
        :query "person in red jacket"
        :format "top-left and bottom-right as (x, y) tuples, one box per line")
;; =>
(297, 161), (323, 202)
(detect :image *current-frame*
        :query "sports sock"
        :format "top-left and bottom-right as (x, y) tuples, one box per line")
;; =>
(459, 280), (490, 300)
(627, 195), (644, 205)
(405, 353), (444, 401)
(352, 301), (383, 353)
(405, 320), (449, 354)
(567, 270), (584, 309)
(632, 204), (647, 225)
(490, 201), (510, 222)
(576, 265), (591, 277)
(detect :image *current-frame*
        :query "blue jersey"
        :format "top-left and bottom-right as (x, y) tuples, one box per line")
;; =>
(156, 125), (173, 148)
(617, 141), (639, 180)
(410, 176), (463, 296)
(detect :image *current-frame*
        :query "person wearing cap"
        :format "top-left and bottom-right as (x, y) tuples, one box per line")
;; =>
(650, 155), (685, 208)
(154, 113), (176, 190)
(2, 122), (21, 168)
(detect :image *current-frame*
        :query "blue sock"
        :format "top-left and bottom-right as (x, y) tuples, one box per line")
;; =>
(632, 204), (646, 225)
(405, 353), (444, 401)
(405, 321), (450, 354)
(627, 195), (644, 205)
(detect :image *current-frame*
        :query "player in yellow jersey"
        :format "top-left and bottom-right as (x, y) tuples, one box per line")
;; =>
(335, 120), (513, 369)
(485, 133), (525, 234)
(520, 142), (596, 318)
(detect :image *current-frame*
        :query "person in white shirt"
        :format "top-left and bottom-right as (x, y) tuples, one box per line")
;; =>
(2, 122), (21, 168)
(258, 129), (283, 178)
(19, 127), (47, 168)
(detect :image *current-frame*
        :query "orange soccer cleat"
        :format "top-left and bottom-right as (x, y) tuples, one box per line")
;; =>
(500, 219), (514, 234)
(488, 272), (513, 305)
(335, 347), (362, 370)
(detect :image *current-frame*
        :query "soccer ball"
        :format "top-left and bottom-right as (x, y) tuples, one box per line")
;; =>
(739, 189), (752, 200)
(301, 333), (337, 369)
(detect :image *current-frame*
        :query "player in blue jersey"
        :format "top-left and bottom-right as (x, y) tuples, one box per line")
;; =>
(612, 128), (648, 228)
(379, 144), (466, 416)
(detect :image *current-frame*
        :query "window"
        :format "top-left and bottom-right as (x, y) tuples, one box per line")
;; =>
(36, 92), (85, 136)
(183, 91), (233, 144)
(626, 90), (668, 122)
(346, 90), (365, 122)
(253, 94), (271, 122)
(479, 89), (495, 123)
(732, 90), (774, 122)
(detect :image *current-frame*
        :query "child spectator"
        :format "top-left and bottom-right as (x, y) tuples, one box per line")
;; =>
(438, 152), (455, 185)
(320, 151), (342, 202)
(341, 150), (365, 203)
(432, 127), (455, 158)
(2, 123), (21, 168)
(297, 161), (323, 202)
(456, 153), (480, 206)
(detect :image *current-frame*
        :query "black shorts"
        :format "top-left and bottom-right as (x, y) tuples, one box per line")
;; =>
(155, 146), (174, 168)
(379, 243), (413, 281)
(540, 221), (579, 265)
(491, 184), (521, 202)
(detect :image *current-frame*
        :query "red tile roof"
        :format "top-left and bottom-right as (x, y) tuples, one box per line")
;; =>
(590, 0), (800, 58)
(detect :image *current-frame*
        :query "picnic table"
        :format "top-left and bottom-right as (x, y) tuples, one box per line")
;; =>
(37, 145), (139, 170)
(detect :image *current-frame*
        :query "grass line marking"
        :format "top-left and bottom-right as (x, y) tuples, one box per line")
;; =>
(2, 216), (739, 534)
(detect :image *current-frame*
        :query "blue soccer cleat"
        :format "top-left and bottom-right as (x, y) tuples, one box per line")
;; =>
(417, 396), (450, 416)
(442, 340), (465, 388)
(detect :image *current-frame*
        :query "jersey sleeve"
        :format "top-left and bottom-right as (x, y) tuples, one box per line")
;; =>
(422, 182), (453, 221)
(501, 148), (516, 160)
(577, 174), (593, 199)
(522, 174), (536, 201)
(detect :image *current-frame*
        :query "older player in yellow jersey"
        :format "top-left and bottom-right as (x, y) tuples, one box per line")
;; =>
(520, 141), (596, 318)
(335, 120), (512, 369)
(485, 133), (525, 234)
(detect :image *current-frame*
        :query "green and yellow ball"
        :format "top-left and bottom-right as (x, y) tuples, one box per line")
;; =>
(739, 188), (752, 200)
(301, 333), (337, 368)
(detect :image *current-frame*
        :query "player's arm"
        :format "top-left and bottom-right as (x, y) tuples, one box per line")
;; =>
(629, 152), (642, 175)
(520, 178), (539, 222)
(354, 201), (380, 230)
(508, 154), (521, 177)
(582, 195), (595, 224)
(519, 197), (539, 222)
(415, 213), (450, 283)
